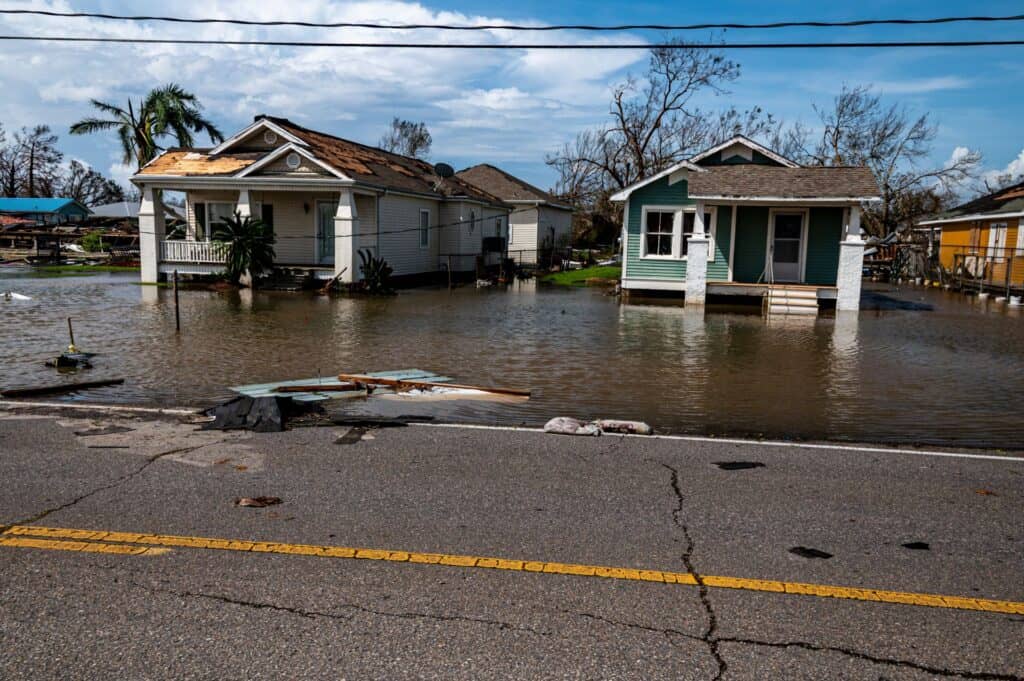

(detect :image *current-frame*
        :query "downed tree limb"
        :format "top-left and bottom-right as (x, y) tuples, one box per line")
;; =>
(337, 373), (531, 397)
(318, 267), (348, 295)
(1, 378), (125, 398)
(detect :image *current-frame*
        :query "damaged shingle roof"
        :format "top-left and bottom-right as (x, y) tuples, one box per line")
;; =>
(923, 180), (1024, 221)
(136, 116), (506, 206)
(687, 165), (880, 199)
(455, 164), (567, 207)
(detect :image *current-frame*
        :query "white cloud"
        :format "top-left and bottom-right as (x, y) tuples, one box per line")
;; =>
(872, 76), (969, 95)
(981, 147), (1024, 186)
(0, 0), (649, 187)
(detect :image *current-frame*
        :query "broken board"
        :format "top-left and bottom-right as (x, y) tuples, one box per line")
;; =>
(229, 369), (453, 403)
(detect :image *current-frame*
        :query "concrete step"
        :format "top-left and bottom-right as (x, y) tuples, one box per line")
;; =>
(772, 289), (819, 300)
(768, 304), (818, 316)
(768, 296), (818, 308)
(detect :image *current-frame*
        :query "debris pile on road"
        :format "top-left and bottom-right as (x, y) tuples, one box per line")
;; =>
(543, 417), (652, 437)
(202, 395), (323, 433)
(234, 496), (282, 508)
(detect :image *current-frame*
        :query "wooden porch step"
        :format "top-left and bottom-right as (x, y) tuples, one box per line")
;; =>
(768, 304), (818, 316)
(765, 286), (821, 317)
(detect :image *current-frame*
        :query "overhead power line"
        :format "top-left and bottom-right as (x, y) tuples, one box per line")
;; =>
(1, 35), (1024, 49)
(2, 8), (1024, 31)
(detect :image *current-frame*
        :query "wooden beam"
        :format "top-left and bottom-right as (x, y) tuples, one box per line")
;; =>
(337, 374), (531, 397)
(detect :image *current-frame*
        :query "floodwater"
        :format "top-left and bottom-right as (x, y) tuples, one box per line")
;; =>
(2, 266), (1023, 449)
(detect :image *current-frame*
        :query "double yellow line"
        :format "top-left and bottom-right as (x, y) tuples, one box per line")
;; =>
(3, 524), (1022, 616)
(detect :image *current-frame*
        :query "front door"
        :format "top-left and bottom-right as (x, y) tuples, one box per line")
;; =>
(316, 201), (336, 265)
(771, 212), (804, 282)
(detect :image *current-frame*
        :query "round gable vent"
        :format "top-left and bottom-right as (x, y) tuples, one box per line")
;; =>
(263, 130), (278, 145)
(285, 152), (301, 170)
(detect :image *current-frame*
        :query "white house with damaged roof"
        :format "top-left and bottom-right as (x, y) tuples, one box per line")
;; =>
(610, 135), (880, 313)
(131, 115), (510, 286)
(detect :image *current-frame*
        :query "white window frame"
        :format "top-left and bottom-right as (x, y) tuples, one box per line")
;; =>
(682, 205), (717, 263)
(988, 222), (1008, 262)
(193, 201), (237, 242)
(419, 209), (430, 249)
(766, 208), (809, 283)
(639, 204), (717, 261)
(640, 205), (680, 259)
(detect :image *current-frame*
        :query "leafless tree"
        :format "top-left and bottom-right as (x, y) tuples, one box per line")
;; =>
(59, 160), (125, 207)
(978, 169), (1024, 195)
(546, 38), (782, 243)
(15, 125), (64, 198)
(379, 118), (432, 159)
(786, 85), (981, 236)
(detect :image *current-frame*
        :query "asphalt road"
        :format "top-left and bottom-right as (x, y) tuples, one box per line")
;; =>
(0, 406), (1022, 680)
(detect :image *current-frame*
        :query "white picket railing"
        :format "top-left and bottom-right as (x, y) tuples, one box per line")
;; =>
(161, 240), (228, 263)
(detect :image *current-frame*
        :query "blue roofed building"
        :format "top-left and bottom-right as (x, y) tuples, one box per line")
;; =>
(0, 197), (92, 225)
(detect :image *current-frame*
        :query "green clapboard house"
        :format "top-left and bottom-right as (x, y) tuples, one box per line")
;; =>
(611, 136), (880, 313)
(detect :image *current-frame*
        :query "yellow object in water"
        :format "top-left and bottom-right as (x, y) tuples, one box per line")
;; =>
(68, 344), (78, 353)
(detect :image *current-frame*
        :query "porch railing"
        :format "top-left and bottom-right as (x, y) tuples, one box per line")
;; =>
(161, 239), (228, 263)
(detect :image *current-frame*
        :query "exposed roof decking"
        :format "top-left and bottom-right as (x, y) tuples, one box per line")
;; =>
(137, 150), (262, 177)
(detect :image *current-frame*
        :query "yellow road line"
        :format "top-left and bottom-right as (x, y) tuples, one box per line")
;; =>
(4, 524), (1022, 616)
(0, 535), (170, 556)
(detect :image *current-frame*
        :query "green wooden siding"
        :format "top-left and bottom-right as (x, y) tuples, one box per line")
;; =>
(624, 176), (691, 280)
(707, 207), (732, 280)
(624, 177), (736, 283)
(732, 206), (769, 283)
(804, 207), (843, 285)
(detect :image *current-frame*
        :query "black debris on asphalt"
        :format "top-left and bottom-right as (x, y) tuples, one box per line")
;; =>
(713, 461), (766, 470)
(789, 546), (834, 560)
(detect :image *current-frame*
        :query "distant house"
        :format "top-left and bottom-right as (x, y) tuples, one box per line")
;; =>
(89, 200), (185, 225)
(456, 164), (573, 264)
(610, 135), (880, 312)
(0, 197), (91, 225)
(916, 180), (1024, 285)
(131, 115), (509, 285)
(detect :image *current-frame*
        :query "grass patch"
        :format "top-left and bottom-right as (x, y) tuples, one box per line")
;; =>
(540, 265), (621, 286)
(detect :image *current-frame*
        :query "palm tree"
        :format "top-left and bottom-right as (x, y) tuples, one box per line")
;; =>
(212, 211), (276, 287)
(69, 84), (224, 169)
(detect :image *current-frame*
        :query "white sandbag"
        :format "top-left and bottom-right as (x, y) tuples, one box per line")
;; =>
(595, 419), (653, 435)
(543, 417), (601, 437)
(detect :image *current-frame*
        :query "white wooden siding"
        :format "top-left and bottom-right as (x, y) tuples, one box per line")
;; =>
(377, 194), (439, 276)
(538, 205), (573, 247)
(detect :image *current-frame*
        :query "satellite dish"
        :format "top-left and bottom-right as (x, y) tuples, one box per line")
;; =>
(433, 162), (455, 179)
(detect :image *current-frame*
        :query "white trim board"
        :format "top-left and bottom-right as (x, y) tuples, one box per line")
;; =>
(917, 210), (1024, 226)
(688, 134), (801, 168)
(235, 143), (351, 181)
(766, 207), (809, 284)
(209, 119), (308, 155)
(621, 278), (686, 291)
(688, 195), (880, 204)
(609, 160), (704, 202)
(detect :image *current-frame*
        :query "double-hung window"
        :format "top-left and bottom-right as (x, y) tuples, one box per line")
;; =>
(194, 202), (235, 241)
(643, 210), (676, 257)
(419, 209), (430, 247)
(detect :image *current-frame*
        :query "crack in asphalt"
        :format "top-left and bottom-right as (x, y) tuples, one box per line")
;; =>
(718, 637), (1024, 681)
(651, 459), (728, 681)
(134, 581), (552, 636)
(0, 443), (211, 534)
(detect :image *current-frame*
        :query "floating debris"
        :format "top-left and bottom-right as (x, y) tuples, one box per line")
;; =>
(2, 292), (31, 301)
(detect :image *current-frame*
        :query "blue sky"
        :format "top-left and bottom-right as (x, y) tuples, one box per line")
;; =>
(1, 0), (1022, 191)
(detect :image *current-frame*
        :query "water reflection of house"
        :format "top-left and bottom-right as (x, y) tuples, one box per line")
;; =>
(131, 115), (510, 286)
(916, 180), (1024, 288)
(611, 136), (880, 312)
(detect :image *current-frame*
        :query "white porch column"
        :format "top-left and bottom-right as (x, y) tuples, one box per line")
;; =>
(685, 201), (709, 306)
(138, 186), (166, 283)
(236, 189), (255, 218)
(836, 205), (866, 312)
(334, 189), (359, 283)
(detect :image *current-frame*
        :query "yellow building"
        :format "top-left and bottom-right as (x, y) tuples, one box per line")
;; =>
(917, 181), (1024, 286)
